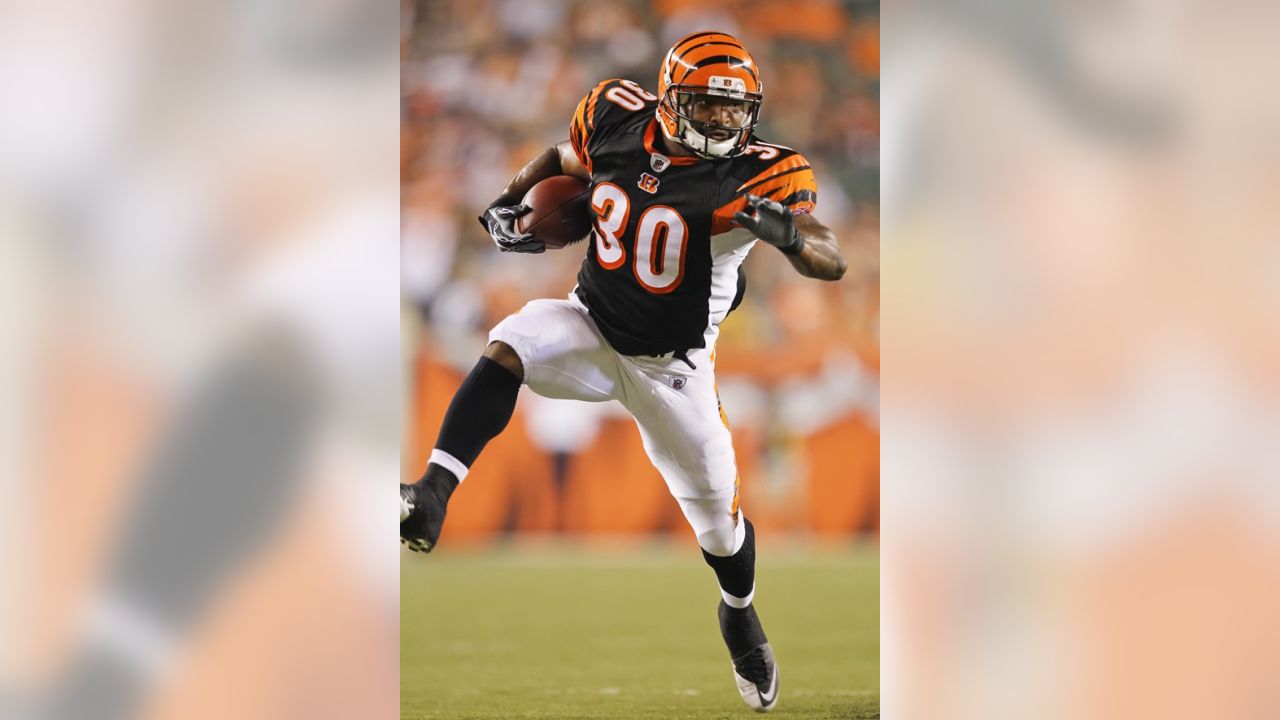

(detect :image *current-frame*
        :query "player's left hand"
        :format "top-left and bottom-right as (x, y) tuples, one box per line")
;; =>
(734, 194), (804, 255)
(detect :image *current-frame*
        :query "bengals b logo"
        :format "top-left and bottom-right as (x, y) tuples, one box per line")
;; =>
(637, 173), (660, 194)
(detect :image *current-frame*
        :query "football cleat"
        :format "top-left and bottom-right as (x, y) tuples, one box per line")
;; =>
(400, 470), (459, 554)
(718, 601), (779, 712)
(731, 642), (780, 712)
(399, 483), (436, 553)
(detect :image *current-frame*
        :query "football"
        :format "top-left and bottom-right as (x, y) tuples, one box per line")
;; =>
(516, 175), (592, 249)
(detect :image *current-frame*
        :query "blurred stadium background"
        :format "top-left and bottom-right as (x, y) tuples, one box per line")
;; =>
(7, 0), (1271, 716)
(400, 2), (880, 716)
(400, 0), (881, 547)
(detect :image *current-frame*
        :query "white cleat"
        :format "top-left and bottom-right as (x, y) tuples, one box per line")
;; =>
(732, 642), (779, 712)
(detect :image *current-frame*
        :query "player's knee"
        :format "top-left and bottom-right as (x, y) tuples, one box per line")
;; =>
(697, 525), (740, 558)
(483, 341), (524, 381)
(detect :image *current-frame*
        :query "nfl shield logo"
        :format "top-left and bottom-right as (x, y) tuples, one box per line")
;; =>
(672, 377), (686, 390)
(650, 153), (670, 173)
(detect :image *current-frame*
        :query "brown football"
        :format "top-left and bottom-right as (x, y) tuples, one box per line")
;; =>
(516, 175), (592, 249)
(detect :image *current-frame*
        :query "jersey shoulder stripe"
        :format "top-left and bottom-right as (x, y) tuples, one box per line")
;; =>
(712, 145), (819, 233)
(569, 78), (657, 173)
(736, 153), (810, 194)
(744, 146), (818, 214)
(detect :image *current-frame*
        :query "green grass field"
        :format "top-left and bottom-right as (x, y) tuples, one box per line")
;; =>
(401, 541), (878, 719)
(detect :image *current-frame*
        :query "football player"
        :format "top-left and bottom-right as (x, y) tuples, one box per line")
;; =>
(402, 32), (848, 713)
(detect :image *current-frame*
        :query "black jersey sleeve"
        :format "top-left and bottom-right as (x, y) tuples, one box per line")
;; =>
(712, 146), (820, 234)
(568, 78), (658, 175)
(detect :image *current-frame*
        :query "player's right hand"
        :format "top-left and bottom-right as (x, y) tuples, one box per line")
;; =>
(479, 204), (544, 254)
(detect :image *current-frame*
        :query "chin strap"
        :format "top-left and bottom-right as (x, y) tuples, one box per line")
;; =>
(662, 108), (743, 159)
(679, 124), (741, 159)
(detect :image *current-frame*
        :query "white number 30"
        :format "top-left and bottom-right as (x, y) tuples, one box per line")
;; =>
(604, 79), (659, 111)
(590, 183), (687, 294)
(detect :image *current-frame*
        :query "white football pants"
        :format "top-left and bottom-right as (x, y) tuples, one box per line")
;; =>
(489, 293), (746, 557)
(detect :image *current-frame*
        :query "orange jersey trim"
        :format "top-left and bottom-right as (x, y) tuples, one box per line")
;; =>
(643, 119), (699, 166)
(736, 154), (810, 194)
(585, 82), (606, 131)
(711, 195), (749, 236)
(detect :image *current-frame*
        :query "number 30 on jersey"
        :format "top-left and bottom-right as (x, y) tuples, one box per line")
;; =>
(590, 182), (687, 294)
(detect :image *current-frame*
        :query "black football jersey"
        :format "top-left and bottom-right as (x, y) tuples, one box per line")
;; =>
(568, 78), (819, 357)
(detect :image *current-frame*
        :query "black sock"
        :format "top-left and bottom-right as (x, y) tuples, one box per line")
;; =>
(702, 517), (757, 602)
(420, 464), (460, 503)
(422, 356), (521, 490)
(719, 603), (768, 658)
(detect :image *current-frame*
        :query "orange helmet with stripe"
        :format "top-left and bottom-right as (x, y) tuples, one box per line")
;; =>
(657, 32), (763, 159)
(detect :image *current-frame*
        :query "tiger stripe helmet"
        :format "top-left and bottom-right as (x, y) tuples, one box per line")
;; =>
(657, 32), (763, 159)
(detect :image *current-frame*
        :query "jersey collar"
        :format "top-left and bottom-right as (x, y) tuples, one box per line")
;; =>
(644, 119), (700, 166)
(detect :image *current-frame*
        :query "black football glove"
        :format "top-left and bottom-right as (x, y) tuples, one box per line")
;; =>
(479, 203), (544, 254)
(733, 193), (805, 255)
(400, 475), (458, 553)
